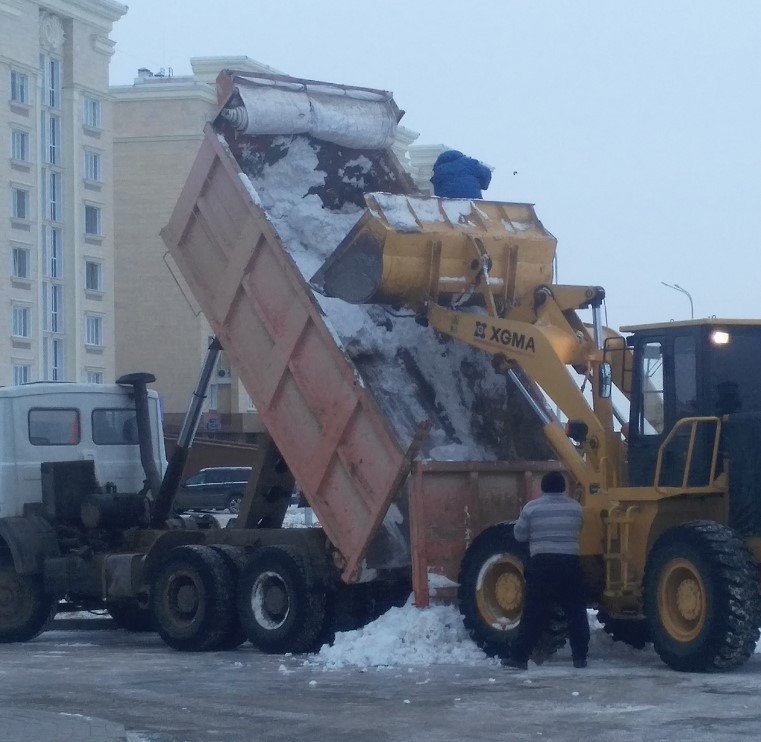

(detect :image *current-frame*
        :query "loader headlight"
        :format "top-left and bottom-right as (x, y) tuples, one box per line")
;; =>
(710, 330), (730, 346)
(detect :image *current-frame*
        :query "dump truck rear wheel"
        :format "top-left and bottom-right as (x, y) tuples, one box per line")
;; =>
(457, 523), (567, 662)
(596, 610), (650, 649)
(107, 602), (156, 632)
(209, 545), (248, 650)
(237, 545), (327, 654)
(0, 567), (55, 643)
(151, 545), (237, 651)
(644, 521), (760, 672)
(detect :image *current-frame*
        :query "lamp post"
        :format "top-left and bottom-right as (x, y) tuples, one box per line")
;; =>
(661, 282), (694, 319)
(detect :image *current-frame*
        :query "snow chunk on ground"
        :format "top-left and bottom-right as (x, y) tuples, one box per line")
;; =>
(312, 596), (492, 669)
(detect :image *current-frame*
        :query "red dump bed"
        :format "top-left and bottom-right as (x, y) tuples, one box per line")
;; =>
(161, 128), (416, 582)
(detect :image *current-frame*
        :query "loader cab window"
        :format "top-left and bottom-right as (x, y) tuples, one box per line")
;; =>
(92, 408), (138, 445)
(674, 335), (698, 419)
(638, 342), (664, 436)
(28, 408), (80, 446)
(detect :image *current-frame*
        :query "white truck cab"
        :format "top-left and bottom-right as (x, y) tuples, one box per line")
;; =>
(0, 382), (165, 518)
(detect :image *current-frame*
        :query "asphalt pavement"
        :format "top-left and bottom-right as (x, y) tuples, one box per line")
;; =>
(2, 620), (761, 742)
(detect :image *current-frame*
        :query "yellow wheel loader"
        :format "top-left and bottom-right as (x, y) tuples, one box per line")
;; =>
(314, 193), (761, 672)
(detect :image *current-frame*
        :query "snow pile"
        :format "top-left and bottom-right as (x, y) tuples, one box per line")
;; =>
(312, 596), (491, 669)
(239, 135), (528, 460)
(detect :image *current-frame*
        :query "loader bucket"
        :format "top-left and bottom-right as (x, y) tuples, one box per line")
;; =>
(311, 194), (557, 312)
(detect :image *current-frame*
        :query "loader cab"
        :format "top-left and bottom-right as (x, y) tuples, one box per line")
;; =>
(624, 320), (761, 488)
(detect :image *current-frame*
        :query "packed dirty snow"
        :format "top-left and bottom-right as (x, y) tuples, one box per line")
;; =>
(308, 601), (761, 671)
(236, 135), (542, 460)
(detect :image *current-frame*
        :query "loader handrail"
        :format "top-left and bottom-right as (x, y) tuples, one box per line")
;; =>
(654, 416), (722, 492)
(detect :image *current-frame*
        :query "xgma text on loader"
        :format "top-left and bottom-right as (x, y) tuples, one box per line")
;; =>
(313, 192), (761, 673)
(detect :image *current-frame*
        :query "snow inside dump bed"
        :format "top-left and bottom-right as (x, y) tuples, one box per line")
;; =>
(223, 129), (546, 461)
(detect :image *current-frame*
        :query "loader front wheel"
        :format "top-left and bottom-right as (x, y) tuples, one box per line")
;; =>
(237, 545), (327, 654)
(151, 545), (237, 651)
(643, 521), (760, 672)
(457, 524), (567, 662)
(0, 567), (55, 643)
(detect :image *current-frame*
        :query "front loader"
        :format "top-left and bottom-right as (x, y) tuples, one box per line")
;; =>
(314, 192), (761, 672)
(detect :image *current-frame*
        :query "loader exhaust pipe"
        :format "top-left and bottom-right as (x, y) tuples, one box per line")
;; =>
(151, 338), (222, 527)
(115, 372), (162, 503)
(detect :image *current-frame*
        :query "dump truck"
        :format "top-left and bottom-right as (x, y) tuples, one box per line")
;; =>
(315, 186), (761, 671)
(0, 71), (556, 657)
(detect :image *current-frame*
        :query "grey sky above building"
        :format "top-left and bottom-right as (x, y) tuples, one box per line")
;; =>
(109, 0), (761, 329)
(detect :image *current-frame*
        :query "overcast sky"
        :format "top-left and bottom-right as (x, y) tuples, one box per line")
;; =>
(109, 1), (761, 329)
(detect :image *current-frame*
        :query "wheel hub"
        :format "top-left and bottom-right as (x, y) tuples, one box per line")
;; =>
(475, 554), (524, 630)
(658, 558), (706, 642)
(252, 571), (290, 629)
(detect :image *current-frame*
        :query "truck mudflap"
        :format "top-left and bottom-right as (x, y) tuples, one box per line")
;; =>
(0, 516), (60, 575)
(161, 127), (421, 583)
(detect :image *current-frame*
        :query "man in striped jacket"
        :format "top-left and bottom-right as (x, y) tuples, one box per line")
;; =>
(503, 470), (590, 670)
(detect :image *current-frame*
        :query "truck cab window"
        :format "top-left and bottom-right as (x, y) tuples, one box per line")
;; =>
(29, 408), (80, 445)
(92, 409), (139, 445)
(639, 342), (664, 435)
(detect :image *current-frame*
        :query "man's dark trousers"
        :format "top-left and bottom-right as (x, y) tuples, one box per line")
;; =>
(511, 553), (590, 664)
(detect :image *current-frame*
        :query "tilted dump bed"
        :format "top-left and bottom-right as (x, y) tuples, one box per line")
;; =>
(162, 72), (552, 586)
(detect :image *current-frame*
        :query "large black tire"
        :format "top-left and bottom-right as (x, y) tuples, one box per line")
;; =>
(151, 545), (237, 651)
(208, 545), (247, 650)
(457, 523), (567, 662)
(237, 545), (327, 654)
(643, 521), (761, 672)
(596, 609), (650, 649)
(107, 602), (156, 632)
(0, 567), (55, 643)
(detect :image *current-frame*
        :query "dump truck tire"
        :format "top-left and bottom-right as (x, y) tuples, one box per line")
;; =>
(0, 567), (55, 643)
(237, 545), (327, 654)
(457, 523), (567, 662)
(596, 610), (650, 649)
(209, 545), (248, 650)
(644, 521), (760, 672)
(107, 602), (156, 632)
(151, 545), (237, 651)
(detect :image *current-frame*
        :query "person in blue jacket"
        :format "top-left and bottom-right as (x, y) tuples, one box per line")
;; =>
(430, 149), (492, 199)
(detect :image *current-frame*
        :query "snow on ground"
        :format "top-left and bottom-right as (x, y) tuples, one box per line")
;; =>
(309, 601), (761, 671)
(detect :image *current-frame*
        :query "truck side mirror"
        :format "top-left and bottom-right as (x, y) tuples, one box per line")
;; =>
(598, 362), (612, 399)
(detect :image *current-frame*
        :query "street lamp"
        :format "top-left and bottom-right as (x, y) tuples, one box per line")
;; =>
(661, 282), (694, 319)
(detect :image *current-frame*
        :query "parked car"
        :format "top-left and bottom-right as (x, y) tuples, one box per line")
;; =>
(173, 466), (253, 514)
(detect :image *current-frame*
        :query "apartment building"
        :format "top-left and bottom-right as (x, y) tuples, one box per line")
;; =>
(111, 57), (277, 440)
(0, 0), (125, 385)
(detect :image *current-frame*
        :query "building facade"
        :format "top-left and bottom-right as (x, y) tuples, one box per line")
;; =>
(111, 57), (276, 440)
(0, 0), (125, 385)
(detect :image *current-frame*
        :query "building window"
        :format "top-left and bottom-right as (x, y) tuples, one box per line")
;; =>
(84, 151), (101, 182)
(13, 363), (31, 385)
(47, 171), (61, 222)
(247, 396), (256, 411)
(11, 187), (29, 219)
(44, 57), (60, 109)
(85, 260), (102, 291)
(12, 246), (30, 278)
(11, 129), (29, 161)
(10, 71), (28, 104)
(45, 283), (63, 333)
(84, 97), (101, 128)
(43, 226), (62, 278)
(85, 205), (102, 236)
(12, 304), (30, 338)
(85, 314), (103, 346)
(44, 337), (64, 381)
(87, 370), (104, 384)
(46, 115), (60, 164)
